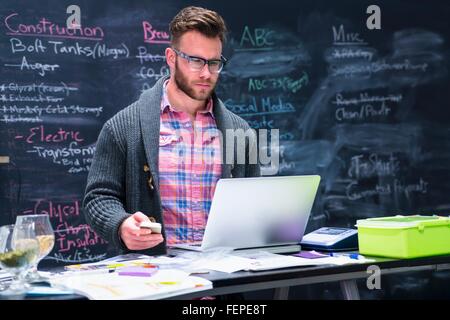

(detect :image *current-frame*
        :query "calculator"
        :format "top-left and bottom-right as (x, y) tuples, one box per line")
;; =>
(300, 227), (359, 251)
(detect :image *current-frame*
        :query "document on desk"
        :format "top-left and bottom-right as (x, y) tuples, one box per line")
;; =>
(235, 252), (321, 271)
(26, 286), (75, 296)
(0, 269), (13, 281)
(188, 252), (330, 273)
(63, 253), (153, 272)
(231, 252), (375, 271)
(200, 255), (255, 273)
(49, 269), (212, 300)
(171, 251), (376, 273)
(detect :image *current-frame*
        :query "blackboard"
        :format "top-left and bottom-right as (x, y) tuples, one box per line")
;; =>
(1, 0), (449, 277)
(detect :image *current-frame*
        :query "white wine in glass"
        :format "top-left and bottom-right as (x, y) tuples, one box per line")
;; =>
(0, 223), (39, 296)
(15, 214), (55, 283)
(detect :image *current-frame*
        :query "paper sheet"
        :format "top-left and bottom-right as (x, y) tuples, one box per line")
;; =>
(49, 269), (212, 300)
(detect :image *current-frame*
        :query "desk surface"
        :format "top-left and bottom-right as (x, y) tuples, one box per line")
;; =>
(169, 252), (450, 299)
(201, 253), (450, 284)
(28, 252), (450, 300)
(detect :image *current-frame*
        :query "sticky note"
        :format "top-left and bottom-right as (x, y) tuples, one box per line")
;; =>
(118, 266), (158, 277)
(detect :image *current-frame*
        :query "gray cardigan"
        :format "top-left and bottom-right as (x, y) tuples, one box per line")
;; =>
(83, 76), (260, 255)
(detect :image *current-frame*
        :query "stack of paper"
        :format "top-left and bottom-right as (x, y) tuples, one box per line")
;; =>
(49, 269), (212, 300)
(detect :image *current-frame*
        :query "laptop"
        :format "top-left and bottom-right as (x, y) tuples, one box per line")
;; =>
(170, 175), (321, 253)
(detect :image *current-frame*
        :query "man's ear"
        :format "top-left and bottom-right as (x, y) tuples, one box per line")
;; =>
(165, 47), (176, 68)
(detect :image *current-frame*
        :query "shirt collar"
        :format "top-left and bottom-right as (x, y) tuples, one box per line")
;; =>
(161, 80), (215, 118)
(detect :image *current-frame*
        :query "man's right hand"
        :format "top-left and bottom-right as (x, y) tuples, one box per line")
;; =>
(119, 212), (164, 250)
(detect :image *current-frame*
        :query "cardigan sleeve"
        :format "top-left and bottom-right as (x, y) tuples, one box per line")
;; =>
(82, 121), (129, 251)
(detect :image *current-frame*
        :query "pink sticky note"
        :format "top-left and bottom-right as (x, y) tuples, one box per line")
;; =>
(118, 266), (158, 277)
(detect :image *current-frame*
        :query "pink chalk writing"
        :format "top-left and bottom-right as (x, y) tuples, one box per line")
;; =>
(142, 21), (170, 44)
(55, 222), (107, 253)
(22, 199), (80, 224)
(5, 12), (104, 41)
(15, 125), (84, 144)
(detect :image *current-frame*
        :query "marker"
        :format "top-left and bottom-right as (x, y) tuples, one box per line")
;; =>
(158, 280), (179, 285)
(106, 263), (125, 269)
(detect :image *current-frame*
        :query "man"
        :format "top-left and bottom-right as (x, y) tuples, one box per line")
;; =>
(83, 6), (260, 255)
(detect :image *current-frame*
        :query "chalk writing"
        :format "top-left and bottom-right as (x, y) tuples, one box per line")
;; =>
(346, 178), (429, 200)
(224, 96), (296, 117)
(137, 65), (170, 80)
(1, 114), (41, 123)
(248, 73), (309, 93)
(25, 142), (94, 159)
(10, 38), (129, 59)
(1, 95), (63, 103)
(1, 104), (103, 118)
(4, 56), (59, 76)
(50, 248), (107, 263)
(142, 21), (170, 44)
(331, 59), (428, 78)
(0, 82), (78, 96)
(238, 26), (275, 50)
(15, 126), (84, 144)
(22, 199), (80, 224)
(330, 48), (374, 60)
(335, 103), (392, 121)
(55, 222), (107, 252)
(136, 46), (166, 64)
(348, 153), (400, 179)
(332, 92), (403, 106)
(332, 25), (367, 45)
(5, 12), (104, 41)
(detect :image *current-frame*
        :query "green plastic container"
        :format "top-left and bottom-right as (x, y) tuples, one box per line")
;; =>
(356, 215), (450, 258)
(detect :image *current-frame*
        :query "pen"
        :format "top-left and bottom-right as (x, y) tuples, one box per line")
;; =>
(330, 253), (362, 260)
(56, 268), (116, 277)
(189, 270), (210, 275)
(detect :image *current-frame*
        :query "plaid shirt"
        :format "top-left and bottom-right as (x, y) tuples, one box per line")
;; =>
(159, 83), (222, 245)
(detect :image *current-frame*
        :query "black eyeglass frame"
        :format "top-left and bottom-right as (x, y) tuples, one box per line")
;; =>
(171, 47), (227, 73)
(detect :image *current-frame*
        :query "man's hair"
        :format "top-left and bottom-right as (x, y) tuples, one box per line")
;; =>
(169, 6), (227, 47)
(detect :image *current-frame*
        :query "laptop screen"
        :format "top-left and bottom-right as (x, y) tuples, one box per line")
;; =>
(198, 175), (321, 251)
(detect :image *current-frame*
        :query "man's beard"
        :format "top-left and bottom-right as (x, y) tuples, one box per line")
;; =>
(174, 59), (216, 101)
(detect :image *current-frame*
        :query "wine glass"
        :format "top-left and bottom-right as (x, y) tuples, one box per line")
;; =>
(15, 214), (55, 283)
(0, 223), (39, 297)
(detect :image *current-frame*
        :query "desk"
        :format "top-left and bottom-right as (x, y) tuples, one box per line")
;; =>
(165, 252), (450, 300)
(25, 253), (450, 300)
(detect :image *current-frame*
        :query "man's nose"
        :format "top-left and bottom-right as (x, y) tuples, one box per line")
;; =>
(199, 64), (212, 78)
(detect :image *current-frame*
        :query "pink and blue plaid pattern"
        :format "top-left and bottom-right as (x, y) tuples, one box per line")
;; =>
(158, 83), (222, 245)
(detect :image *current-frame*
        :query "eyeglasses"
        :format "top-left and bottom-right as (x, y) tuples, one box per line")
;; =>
(172, 47), (227, 74)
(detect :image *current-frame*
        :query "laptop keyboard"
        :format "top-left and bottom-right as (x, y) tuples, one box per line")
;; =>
(189, 243), (202, 247)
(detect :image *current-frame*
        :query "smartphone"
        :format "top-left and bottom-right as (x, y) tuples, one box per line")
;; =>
(139, 221), (162, 233)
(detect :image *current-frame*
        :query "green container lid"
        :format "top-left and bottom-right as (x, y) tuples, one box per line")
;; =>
(356, 215), (450, 229)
